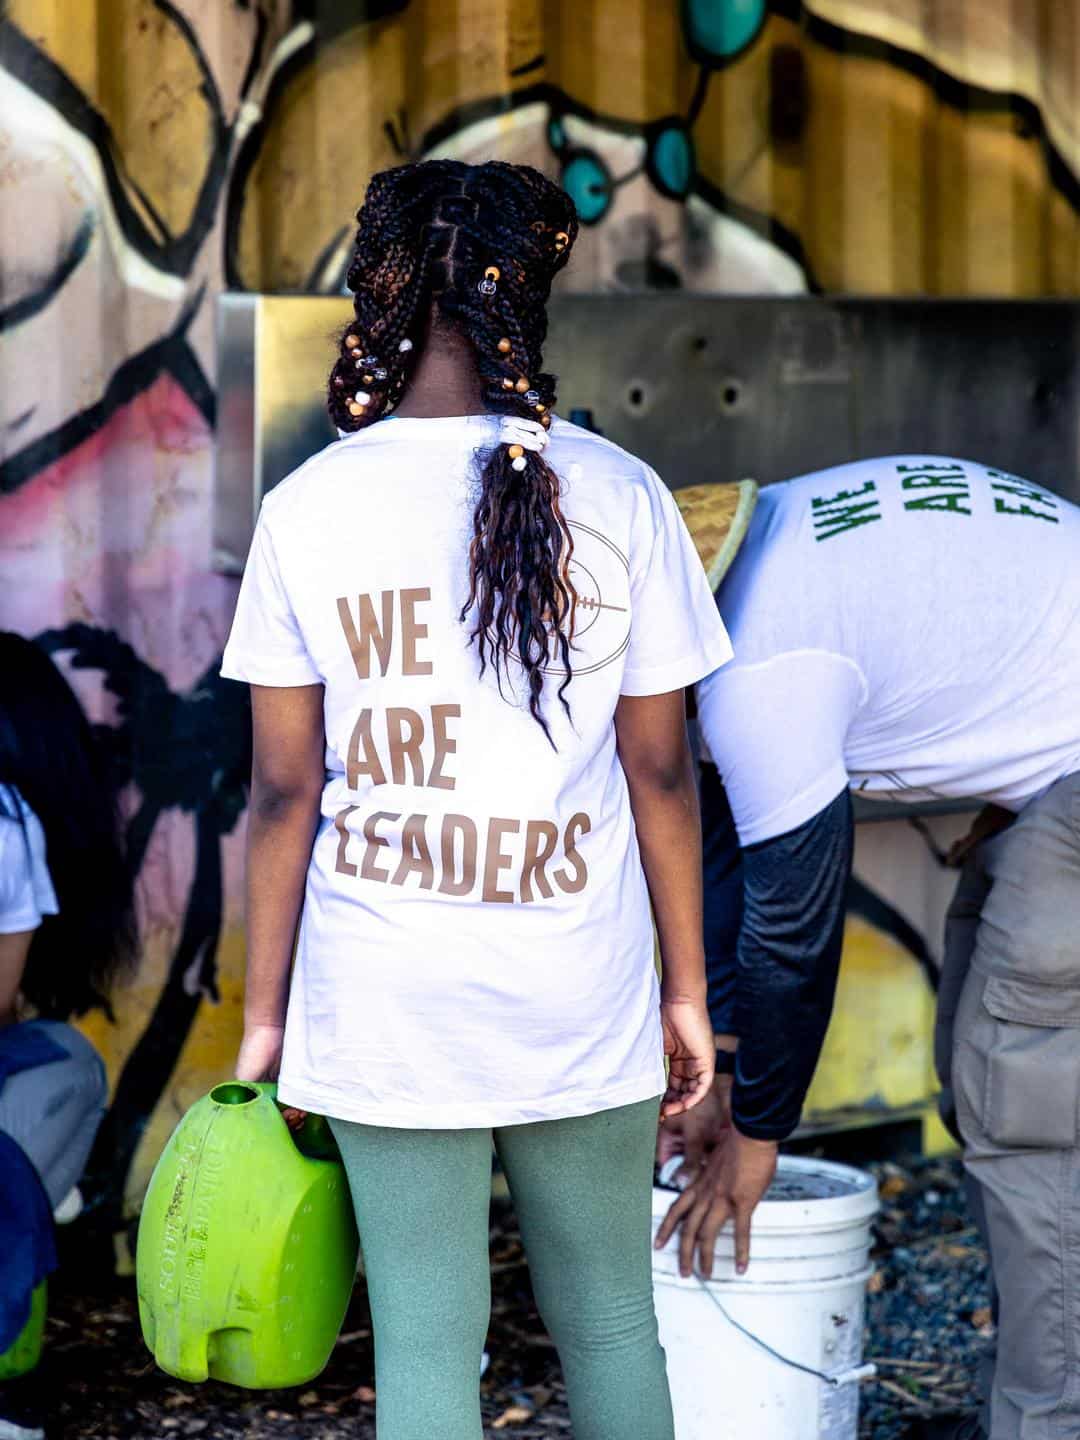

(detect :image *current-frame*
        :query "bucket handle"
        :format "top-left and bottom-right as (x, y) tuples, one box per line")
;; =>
(694, 1280), (877, 1390)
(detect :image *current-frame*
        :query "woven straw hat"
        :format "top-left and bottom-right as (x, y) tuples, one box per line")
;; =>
(673, 479), (759, 591)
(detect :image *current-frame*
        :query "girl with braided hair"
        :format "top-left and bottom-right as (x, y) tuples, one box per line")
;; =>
(222, 160), (731, 1439)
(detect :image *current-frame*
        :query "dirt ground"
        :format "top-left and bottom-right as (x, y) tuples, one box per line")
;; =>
(31, 1155), (986, 1440)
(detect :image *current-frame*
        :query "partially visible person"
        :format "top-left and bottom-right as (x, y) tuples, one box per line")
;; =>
(657, 458), (1080, 1440)
(0, 633), (136, 1440)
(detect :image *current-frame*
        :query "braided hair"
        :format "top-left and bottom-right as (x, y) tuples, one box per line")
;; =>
(327, 161), (580, 740)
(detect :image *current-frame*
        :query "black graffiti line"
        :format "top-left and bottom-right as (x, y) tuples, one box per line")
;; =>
(0, 212), (95, 333)
(0, 17), (229, 277)
(845, 873), (938, 994)
(510, 54), (546, 78)
(224, 4), (410, 287)
(0, 290), (211, 497)
(686, 65), (711, 128)
(304, 224), (352, 292)
(771, 0), (1080, 217)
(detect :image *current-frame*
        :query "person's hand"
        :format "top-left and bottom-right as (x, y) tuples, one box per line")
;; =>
(235, 1023), (307, 1130)
(655, 1072), (733, 1175)
(945, 803), (1014, 868)
(659, 997), (715, 1122)
(654, 1126), (779, 1277)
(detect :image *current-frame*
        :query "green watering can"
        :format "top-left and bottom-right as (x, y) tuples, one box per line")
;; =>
(0, 1282), (46, 1381)
(136, 1081), (358, 1389)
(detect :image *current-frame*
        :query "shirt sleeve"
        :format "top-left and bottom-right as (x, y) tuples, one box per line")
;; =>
(0, 816), (53, 934)
(700, 762), (743, 1036)
(695, 649), (863, 844)
(620, 469), (733, 697)
(220, 506), (323, 687)
(732, 789), (855, 1140)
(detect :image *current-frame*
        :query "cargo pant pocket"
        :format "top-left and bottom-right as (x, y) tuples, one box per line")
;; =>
(981, 977), (1080, 1149)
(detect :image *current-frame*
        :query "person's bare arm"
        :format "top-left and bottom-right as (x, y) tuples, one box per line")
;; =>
(615, 689), (714, 1118)
(235, 683), (325, 1084)
(0, 932), (32, 1026)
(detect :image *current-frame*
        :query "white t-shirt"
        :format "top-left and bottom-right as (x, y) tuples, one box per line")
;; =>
(0, 790), (59, 933)
(222, 414), (732, 1127)
(697, 456), (1080, 845)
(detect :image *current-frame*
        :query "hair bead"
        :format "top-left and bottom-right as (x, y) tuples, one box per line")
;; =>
(511, 455), (528, 472)
(507, 444), (525, 460)
(399, 338), (414, 353)
(347, 401), (363, 416)
(478, 265), (500, 297)
(498, 338), (512, 354)
(523, 389), (541, 405)
(515, 377), (530, 394)
(502, 378), (515, 390)
(354, 391), (371, 406)
(344, 334), (360, 349)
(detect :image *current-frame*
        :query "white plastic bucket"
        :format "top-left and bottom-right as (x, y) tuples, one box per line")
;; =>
(652, 1155), (879, 1440)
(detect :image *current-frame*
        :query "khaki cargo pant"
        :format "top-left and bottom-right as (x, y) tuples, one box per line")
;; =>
(936, 771), (1080, 1440)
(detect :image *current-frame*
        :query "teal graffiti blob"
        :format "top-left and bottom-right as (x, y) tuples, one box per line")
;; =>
(561, 152), (612, 225)
(683, 0), (766, 63)
(649, 124), (695, 199)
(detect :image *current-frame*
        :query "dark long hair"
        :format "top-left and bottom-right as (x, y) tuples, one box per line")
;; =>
(0, 633), (136, 1017)
(327, 160), (580, 738)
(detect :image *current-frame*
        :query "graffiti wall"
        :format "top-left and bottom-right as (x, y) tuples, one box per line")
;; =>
(2, 0), (1078, 1256)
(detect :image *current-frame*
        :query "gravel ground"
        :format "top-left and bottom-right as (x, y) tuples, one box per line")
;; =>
(27, 1154), (988, 1439)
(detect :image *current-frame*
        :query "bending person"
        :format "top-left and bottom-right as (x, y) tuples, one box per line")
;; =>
(221, 161), (731, 1440)
(659, 457), (1080, 1440)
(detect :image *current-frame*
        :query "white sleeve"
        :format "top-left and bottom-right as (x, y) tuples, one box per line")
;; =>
(620, 469), (734, 696)
(0, 817), (48, 934)
(220, 506), (323, 687)
(696, 650), (863, 845)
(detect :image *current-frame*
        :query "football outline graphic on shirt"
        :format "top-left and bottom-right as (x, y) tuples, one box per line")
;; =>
(500, 520), (632, 678)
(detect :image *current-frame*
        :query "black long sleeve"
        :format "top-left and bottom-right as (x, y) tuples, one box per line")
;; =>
(730, 787), (854, 1140)
(700, 762), (743, 1035)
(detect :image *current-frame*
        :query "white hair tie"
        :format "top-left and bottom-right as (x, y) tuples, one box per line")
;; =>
(500, 416), (549, 471)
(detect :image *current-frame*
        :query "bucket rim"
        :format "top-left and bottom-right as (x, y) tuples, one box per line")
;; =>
(653, 1154), (878, 1229)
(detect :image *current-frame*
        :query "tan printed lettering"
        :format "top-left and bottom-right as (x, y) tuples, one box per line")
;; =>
(347, 709), (387, 789)
(334, 805), (359, 877)
(392, 814), (435, 889)
(337, 593), (394, 679)
(520, 821), (558, 903)
(360, 810), (400, 884)
(386, 708), (425, 785)
(554, 813), (591, 894)
(483, 818), (521, 904)
(400, 588), (434, 676)
(429, 705), (460, 791)
(439, 814), (478, 897)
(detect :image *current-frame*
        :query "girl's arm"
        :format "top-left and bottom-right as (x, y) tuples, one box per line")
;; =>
(235, 683), (325, 1082)
(0, 933), (32, 1026)
(615, 688), (714, 1118)
(616, 688), (707, 1001)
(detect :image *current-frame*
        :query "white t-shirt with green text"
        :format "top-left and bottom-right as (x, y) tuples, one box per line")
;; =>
(222, 415), (732, 1127)
(697, 455), (1080, 845)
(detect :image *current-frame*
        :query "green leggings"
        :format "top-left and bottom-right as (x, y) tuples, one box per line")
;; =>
(329, 1097), (673, 1440)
